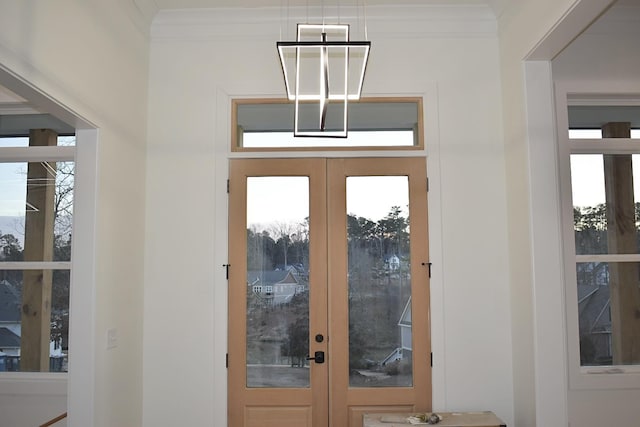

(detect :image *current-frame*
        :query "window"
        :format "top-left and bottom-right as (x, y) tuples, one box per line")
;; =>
(232, 98), (423, 151)
(0, 133), (74, 373)
(570, 152), (640, 366)
(560, 95), (640, 388)
(568, 106), (640, 140)
(569, 129), (640, 139)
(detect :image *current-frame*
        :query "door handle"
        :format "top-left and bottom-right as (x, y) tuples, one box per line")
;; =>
(306, 351), (325, 364)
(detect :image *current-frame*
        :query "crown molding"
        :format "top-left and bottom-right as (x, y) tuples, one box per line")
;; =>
(134, 0), (160, 25)
(151, 5), (496, 41)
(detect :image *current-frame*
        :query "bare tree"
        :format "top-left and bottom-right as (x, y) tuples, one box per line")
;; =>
(269, 221), (297, 269)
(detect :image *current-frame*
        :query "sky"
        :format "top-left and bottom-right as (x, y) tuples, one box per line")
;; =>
(246, 175), (409, 228)
(242, 131), (413, 148)
(0, 137), (75, 242)
(244, 131), (413, 227)
(3, 131), (640, 237)
(0, 162), (26, 217)
(569, 130), (640, 208)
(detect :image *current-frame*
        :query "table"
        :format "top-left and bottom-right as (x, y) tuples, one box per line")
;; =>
(363, 411), (506, 427)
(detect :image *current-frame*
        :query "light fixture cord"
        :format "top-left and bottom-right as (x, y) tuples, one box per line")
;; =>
(279, 0), (283, 41)
(363, 0), (368, 40)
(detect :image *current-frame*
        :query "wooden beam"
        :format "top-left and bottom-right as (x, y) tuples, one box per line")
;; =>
(20, 129), (57, 372)
(603, 122), (640, 364)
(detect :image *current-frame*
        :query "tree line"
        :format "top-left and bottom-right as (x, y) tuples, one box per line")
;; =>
(573, 202), (640, 255)
(246, 206), (410, 272)
(246, 206), (411, 371)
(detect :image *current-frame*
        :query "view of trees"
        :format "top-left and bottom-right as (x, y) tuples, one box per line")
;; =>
(246, 205), (412, 387)
(573, 202), (640, 254)
(0, 159), (74, 364)
(573, 202), (640, 365)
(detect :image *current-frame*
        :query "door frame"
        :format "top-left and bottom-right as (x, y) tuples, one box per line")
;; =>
(227, 157), (431, 427)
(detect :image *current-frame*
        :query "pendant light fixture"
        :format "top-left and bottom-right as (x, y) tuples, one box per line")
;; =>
(277, 1), (371, 137)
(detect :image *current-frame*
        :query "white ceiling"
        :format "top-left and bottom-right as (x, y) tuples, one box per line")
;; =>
(1, 0), (637, 118)
(149, 0), (516, 18)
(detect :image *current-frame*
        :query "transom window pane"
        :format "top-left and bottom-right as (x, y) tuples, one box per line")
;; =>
(0, 136), (76, 148)
(242, 130), (414, 148)
(569, 129), (640, 139)
(234, 99), (422, 150)
(568, 105), (640, 139)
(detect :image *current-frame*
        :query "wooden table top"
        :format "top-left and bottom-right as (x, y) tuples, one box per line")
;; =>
(363, 411), (506, 427)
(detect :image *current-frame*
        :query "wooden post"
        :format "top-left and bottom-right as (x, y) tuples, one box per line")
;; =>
(20, 129), (57, 372)
(603, 122), (640, 365)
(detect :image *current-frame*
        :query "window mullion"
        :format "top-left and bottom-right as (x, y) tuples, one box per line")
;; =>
(0, 261), (72, 270)
(0, 146), (75, 163)
(570, 139), (640, 154)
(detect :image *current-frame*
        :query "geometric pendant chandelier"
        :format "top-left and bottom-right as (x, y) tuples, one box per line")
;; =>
(277, 23), (371, 137)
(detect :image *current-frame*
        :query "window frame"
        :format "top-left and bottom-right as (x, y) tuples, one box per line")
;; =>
(0, 132), (98, 426)
(0, 142), (75, 374)
(556, 86), (640, 390)
(231, 97), (424, 153)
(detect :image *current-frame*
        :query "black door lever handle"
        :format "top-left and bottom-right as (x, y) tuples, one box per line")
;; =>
(306, 351), (325, 364)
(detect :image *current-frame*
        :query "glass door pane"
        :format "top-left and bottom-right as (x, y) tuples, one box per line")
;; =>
(346, 176), (412, 387)
(245, 177), (310, 388)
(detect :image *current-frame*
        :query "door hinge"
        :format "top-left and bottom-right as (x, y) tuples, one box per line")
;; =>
(226, 353), (229, 368)
(227, 179), (230, 193)
(421, 262), (432, 278)
(430, 352), (433, 367)
(222, 264), (231, 279)
(426, 177), (429, 192)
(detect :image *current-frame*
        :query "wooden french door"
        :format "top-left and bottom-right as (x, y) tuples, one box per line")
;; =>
(228, 157), (431, 427)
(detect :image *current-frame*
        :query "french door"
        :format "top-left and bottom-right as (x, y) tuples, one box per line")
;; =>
(228, 157), (431, 427)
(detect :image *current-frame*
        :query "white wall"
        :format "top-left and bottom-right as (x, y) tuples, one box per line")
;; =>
(145, 5), (513, 427)
(497, 1), (590, 423)
(497, 1), (632, 427)
(0, 1), (149, 426)
(552, 5), (640, 427)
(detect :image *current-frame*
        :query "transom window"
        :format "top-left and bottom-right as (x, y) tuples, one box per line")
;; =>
(232, 98), (423, 151)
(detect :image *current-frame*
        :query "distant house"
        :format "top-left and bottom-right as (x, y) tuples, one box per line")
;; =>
(577, 281), (611, 365)
(381, 297), (412, 365)
(0, 280), (21, 356)
(0, 280), (67, 370)
(247, 268), (304, 305)
(398, 297), (412, 355)
(387, 255), (401, 271)
(0, 328), (20, 357)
